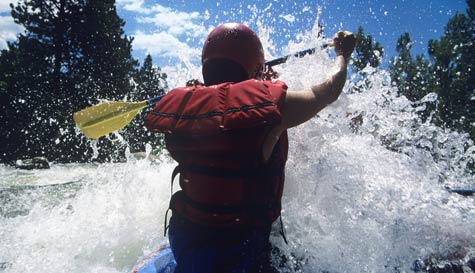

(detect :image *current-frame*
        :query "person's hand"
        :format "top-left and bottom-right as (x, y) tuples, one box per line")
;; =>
(186, 79), (203, 87)
(256, 64), (279, 81)
(261, 65), (279, 80)
(333, 31), (356, 60)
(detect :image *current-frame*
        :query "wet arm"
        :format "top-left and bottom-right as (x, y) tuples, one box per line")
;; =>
(262, 55), (349, 161)
(280, 55), (349, 129)
(261, 31), (355, 161)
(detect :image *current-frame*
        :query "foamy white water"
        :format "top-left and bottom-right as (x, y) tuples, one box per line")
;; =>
(1, 12), (475, 273)
(0, 158), (175, 273)
(272, 62), (475, 272)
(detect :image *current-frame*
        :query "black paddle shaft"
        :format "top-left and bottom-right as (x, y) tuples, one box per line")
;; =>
(265, 43), (330, 68)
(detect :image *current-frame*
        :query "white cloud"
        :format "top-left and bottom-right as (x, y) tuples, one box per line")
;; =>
(0, 1), (13, 13)
(0, 1), (21, 49)
(1, 0), (207, 62)
(133, 30), (201, 61)
(117, 1), (208, 64)
(0, 15), (23, 49)
(119, 1), (207, 37)
(116, 0), (151, 14)
(133, 30), (202, 82)
(138, 10), (206, 37)
(118, 0), (180, 16)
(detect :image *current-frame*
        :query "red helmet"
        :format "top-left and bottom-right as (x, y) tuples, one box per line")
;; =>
(202, 23), (264, 80)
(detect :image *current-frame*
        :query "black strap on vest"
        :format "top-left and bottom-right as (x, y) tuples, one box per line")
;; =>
(276, 173), (288, 244)
(163, 165), (183, 236)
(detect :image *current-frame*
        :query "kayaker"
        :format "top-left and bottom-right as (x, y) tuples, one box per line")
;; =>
(145, 22), (355, 273)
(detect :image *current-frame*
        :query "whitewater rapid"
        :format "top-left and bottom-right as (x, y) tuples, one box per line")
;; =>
(2, 16), (475, 273)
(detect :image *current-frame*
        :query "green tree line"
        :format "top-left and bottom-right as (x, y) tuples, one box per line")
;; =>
(352, 0), (475, 143)
(0, 0), (167, 163)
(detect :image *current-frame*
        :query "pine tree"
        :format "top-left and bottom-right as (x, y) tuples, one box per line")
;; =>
(390, 33), (433, 102)
(349, 26), (385, 93)
(67, 0), (141, 162)
(2, 0), (143, 163)
(134, 54), (167, 100)
(120, 54), (168, 154)
(73, 0), (138, 107)
(0, 36), (61, 162)
(10, 0), (79, 96)
(388, 0), (475, 143)
(428, 1), (475, 138)
(353, 26), (384, 72)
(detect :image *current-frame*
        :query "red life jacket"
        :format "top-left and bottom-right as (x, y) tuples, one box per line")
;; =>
(145, 79), (288, 228)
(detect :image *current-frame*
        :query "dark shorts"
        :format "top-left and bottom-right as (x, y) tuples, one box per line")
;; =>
(168, 214), (278, 273)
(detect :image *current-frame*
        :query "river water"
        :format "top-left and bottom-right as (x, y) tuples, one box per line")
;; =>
(1, 13), (475, 273)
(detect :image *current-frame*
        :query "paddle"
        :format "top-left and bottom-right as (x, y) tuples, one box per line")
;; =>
(265, 42), (332, 67)
(73, 44), (331, 139)
(73, 96), (163, 139)
(446, 187), (475, 197)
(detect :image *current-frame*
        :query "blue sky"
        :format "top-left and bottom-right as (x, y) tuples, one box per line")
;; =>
(0, 0), (469, 75)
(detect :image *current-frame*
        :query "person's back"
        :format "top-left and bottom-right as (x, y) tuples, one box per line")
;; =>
(145, 22), (355, 273)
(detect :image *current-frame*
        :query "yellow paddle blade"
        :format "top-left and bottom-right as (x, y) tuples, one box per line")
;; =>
(73, 100), (148, 139)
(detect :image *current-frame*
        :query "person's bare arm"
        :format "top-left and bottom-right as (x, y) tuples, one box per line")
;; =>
(262, 31), (355, 161)
(281, 31), (355, 129)
(280, 54), (349, 129)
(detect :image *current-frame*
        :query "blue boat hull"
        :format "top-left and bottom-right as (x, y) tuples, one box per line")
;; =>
(130, 244), (176, 273)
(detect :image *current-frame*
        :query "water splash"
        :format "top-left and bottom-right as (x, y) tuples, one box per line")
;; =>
(271, 60), (475, 272)
(1, 8), (475, 273)
(0, 161), (175, 273)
